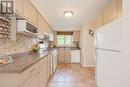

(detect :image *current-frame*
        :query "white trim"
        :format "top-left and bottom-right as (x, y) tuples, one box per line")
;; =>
(82, 64), (95, 67)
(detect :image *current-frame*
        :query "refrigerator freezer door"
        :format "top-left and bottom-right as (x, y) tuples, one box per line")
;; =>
(96, 50), (123, 87)
(96, 19), (123, 51)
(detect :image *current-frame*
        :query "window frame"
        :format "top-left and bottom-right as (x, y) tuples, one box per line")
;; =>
(57, 35), (73, 47)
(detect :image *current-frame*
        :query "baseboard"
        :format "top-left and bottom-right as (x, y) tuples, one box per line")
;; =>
(82, 64), (95, 67)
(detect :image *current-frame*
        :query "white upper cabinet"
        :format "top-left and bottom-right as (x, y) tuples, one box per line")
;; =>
(23, 0), (38, 27)
(103, 0), (118, 24)
(15, 0), (23, 16)
(92, 0), (122, 30)
(93, 14), (103, 29)
(37, 14), (54, 39)
(6, 0), (54, 38)
(103, 0), (122, 25)
(37, 14), (45, 39)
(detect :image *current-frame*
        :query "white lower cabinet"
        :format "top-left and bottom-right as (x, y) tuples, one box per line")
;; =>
(0, 54), (51, 87)
(21, 57), (48, 87)
(57, 50), (71, 63)
(57, 49), (80, 64)
(22, 70), (40, 87)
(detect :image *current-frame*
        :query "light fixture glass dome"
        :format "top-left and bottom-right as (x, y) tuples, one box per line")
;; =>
(64, 11), (73, 17)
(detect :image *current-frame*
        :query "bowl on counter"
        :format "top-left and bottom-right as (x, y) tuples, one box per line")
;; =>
(0, 55), (14, 65)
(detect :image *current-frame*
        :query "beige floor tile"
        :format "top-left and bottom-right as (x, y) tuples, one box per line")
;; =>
(47, 64), (96, 87)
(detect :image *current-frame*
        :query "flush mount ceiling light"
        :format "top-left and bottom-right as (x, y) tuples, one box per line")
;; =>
(63, 11), (74, 17)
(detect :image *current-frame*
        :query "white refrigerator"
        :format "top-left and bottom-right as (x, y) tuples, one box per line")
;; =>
(96, 18), (123, 87)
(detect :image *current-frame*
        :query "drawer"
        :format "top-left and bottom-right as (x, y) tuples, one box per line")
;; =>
(20, 58), (45, 86)
(21, 68), (43, 87)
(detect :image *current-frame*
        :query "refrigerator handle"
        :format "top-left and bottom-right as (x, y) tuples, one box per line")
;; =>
(96, 48), (121, 52)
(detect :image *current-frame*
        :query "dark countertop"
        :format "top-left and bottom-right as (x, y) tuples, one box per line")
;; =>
(0, 51), (50, 73)
(0, 47), (80, 73)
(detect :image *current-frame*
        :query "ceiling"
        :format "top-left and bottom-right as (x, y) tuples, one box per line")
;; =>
(31, 0), (110, 31)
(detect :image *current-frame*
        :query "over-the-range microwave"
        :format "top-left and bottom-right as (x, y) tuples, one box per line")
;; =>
(16, 20), (37, 36)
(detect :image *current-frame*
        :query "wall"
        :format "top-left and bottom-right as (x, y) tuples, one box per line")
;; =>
(80, 22), (95, 67)
(0, 34), (38, 55)
(80, 0), (122, 68)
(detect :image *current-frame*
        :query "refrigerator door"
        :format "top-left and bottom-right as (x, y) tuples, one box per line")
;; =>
(96, 49), (123, 87)
(96, 18), (123, 51)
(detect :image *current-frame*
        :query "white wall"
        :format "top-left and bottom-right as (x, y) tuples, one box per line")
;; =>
(80, 22), (95, 67)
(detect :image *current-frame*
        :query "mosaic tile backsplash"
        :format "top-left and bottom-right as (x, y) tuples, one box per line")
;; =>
(0, 34), (38, 55)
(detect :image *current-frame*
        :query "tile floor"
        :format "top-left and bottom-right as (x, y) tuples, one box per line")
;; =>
(47, 64), (96, 87)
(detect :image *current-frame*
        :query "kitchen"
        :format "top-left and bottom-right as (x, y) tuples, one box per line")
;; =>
(0, 0), (130, 87)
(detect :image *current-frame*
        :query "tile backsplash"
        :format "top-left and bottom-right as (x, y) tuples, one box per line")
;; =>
(0, 33), (38, 55)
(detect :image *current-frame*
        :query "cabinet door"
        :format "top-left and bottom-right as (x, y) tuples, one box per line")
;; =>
(73, 30), (80, 42)
(23, 0), (37, 26)
(64, 50), (71, 63)
(23, 0), (31, 19)
(38, 14), (52, 35)
(103, 0), (118, 24)
(38, 15), (49, 32)
(15, 0), (23, 15)
(47, 54), (51, 79)
(57, 50), (65, 63)
(30, 8), (38, 27)
(40, 57), (48, 87)
(22, 57), (48, 87)
(22, 71), (40, 87)
(38, 15), (45, 39)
